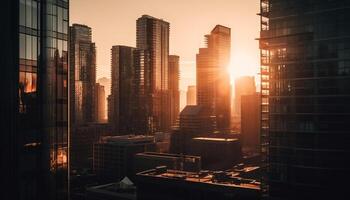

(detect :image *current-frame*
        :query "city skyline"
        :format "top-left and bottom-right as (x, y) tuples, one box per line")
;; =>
(71, 0), (260, 91)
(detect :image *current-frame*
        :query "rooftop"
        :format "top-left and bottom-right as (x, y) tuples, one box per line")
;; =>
(99, 135), (155, 145)
(192, 137), (238, 142)
(137, 167), (260, 191)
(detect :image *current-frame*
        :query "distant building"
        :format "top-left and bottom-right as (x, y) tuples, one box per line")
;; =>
(170, 105), (216, 154)
(186, 85), (197, 105)
(86, 177), (136, 200)
(95, 83), (106, 123)
(137, 15), (170, 132)
(136, 167), (260, 200)
(70, 24), (97, 125)
(168, 55), (180, 127)
(93, 135), (156, 183)
(97, 77), (111, 121)
(71, 123), (111, 169)
(197, 25), (231, 130)
(134, 152), (201, 173)
(241, 93), (260, 154)
(234, 76), (256, 117)
(189, 137), (242, 170)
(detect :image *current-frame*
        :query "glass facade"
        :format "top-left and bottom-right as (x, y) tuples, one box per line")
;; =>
(17, 0), (69, 199)
(260, 0), (350, 199)
(136, 15), (170, 133)
(69, 24), (96, 125)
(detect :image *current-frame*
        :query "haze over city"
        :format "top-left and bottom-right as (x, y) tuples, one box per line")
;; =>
(71, 0), (260, 91)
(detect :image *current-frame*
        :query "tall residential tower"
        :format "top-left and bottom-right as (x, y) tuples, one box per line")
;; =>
(197, 25), (231, 130)
(136, 15), (170, 133)
(260, 0), (350, 199)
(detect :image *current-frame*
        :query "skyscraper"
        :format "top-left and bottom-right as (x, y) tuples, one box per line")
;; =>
(69, 24), (97, 125)
(2, 0), (69, 199)
(109, 46), (136, 134)
(97, 77), (111, 121)
(95, 83), (106, 123)
(136, 15), (170, 132)
(168, 55), (180, 127)
(197, 25), (231, 130)
(234, 76), (256, 116)
(260, 0), (350, 199)
(186, 85), (197, 105)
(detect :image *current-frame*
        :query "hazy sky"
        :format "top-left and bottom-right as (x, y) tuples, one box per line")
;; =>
(71, 0), (260, 91)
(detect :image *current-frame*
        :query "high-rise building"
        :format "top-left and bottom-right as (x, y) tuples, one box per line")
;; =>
(168, 55), (180, 127)
(136, 15), (170, 132)
(186, 85), (197, 105)
(197, 25), (231, 130)
(95, 83), (106, 123)
(1, 0), (69, 199)
(109, 46), (136, 134)
(70, 24), (97, 125)
(97, 77), (111, 121)
(241, 92), (261, 154)
(234, 76), (256, 116)
(260, 0), (350, 199)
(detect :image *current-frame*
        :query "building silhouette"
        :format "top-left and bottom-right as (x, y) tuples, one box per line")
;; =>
(93, 135), (156, 183)
(234, 76), (256, 116)
(186, 85), (197, 105)
(168, 55), (180, 127)
(137, 15), (170, 133)
(109, 46), (136, 134)
(69, 24), (97, 125)
(95, 83), (106, 123)
(197, 25), (231, 130)
(241, 92), (261, 154)
(1, 0), (69, 199)
(260, 0), (350, 199)
(97, 77), (111, 121)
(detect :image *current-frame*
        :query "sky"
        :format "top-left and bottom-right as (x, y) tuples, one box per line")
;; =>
(70, 0), (260, 92)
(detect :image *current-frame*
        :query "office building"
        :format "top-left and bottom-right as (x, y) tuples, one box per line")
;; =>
(241, 93), (261, 154)
(186, 85), (197, 105)
(70, 24), (97, 125)
(259, 0), (350, 198)
(95, 83), (106, 123)
(134, 152), (201, 173)
(189, 137), (242, 170)
(169, 55), (180, 127)
(136, 15), (170, 132)
(234, 76), (256, 116)
(136, 167), (260, 200)
(1, 0), (69, 199)
(70, 123), (111, 169)
(93, 135), (156, 182)
(197, 25), (231, 130)
(170, 105), (216, 154)
(109, 46), (136, 133)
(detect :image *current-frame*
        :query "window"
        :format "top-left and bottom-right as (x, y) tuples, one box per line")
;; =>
(20, 0), (26, 26)
(20, 34), (26, 59)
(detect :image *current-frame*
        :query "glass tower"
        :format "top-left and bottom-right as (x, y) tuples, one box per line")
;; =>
(2, 0), (69, 199)
(136, 15), (170, 133)
(260, 0), (350, 199)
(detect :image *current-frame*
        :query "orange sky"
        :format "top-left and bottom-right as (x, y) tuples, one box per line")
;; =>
(70, 0), (260, 92)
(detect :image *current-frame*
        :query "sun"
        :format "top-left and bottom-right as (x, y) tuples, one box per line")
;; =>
(228, 52), (259, 83)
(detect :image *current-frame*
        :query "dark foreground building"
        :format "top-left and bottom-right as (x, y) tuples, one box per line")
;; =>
(136, 167), (260, 200)
(260, 0), (350, 199)
(1, 0), (69, 199)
